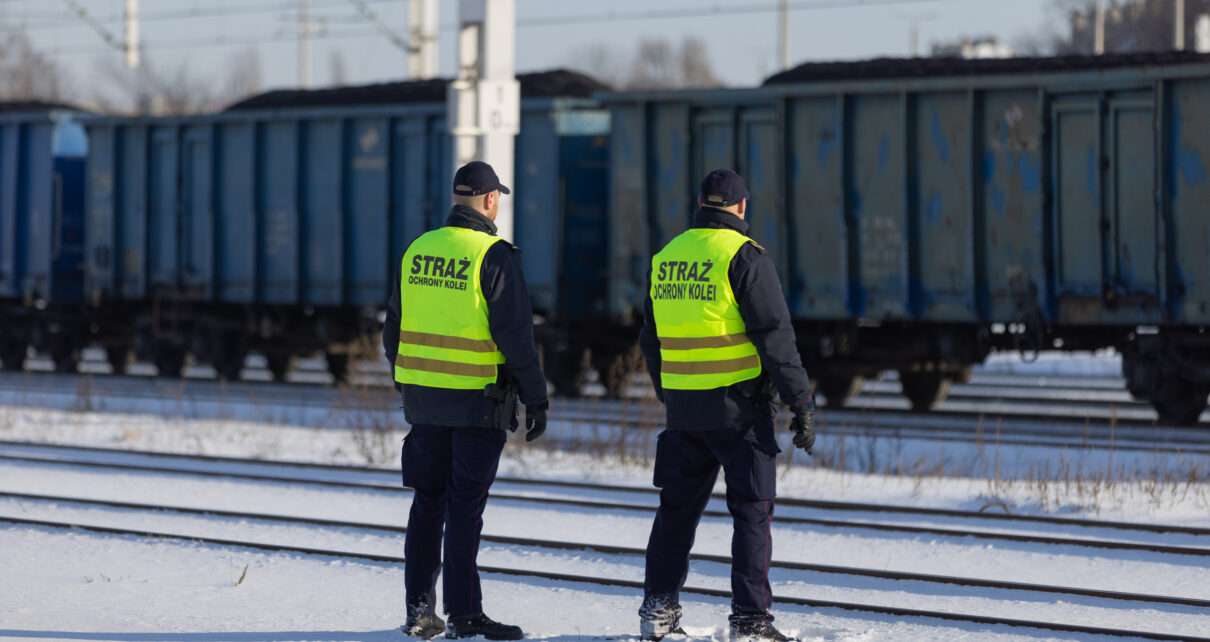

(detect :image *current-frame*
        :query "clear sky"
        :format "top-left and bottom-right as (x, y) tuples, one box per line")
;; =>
(7, 0), (1063, 98)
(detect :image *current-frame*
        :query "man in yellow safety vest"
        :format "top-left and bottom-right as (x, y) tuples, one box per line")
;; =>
(638, 169), (816, 642)
(384, 161), (547, 641)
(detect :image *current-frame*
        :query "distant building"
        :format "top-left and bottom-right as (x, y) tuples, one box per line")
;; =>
(931, 37), (1015, 59)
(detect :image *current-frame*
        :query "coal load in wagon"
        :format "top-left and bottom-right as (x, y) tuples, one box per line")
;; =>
(226, 69), (610, 111)
(0, 100), (81, 113)
(763, 51), (1210, 85)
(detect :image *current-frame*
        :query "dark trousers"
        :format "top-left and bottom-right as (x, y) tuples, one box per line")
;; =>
(402, 423), (506, 617)
(644, 419), (779, 621)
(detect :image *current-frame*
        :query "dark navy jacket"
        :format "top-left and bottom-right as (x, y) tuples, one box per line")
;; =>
(383, 205), (549, 428)
(639, 207), (814, 432)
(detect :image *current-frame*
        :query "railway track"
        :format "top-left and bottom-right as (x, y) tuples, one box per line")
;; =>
(0, 355), (1160, 414)
(4, 489), (1208, 609)
(0, 364), (1156, 412)
(3, 440), (1207, 557)
(3, 370), (1209, 453)
(1, 513), (1204, 641)
(4, 439), (1209, 639)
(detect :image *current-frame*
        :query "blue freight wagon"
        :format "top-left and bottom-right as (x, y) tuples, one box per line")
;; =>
(79, 70), (613, 383)
(601, 53), (1210, 424)
(0, 106), (88, 372)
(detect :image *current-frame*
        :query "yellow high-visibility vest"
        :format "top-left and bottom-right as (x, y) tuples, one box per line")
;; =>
(650, 228), (762, 390)
(395, 226), (505, 389)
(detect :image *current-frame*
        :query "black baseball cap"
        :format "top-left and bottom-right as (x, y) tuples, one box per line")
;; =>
(453, 161), (511, 196)
(699, 169), (750, 208)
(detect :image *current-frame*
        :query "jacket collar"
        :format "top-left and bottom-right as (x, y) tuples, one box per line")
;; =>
(693, 207), (750, 235)
(445, 205), (498, 235)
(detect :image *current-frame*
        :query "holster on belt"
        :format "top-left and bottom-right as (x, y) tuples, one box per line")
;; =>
(733, 373), (774, 399)
(483, 379), (519, 432)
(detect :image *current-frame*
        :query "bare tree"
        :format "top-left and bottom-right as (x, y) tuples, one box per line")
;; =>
(0, 33), (71, 102)
(329, 50), (347, 87)
(89, 48), (264, 115)
(567, 42), (628, 88)
(1044, 0), (1210, 54)
(223, 48), (263, 105)
(629, 37), (723, 90)
(90, 56), (220, 115)
(628, 39), (678, 89)
(569, 37), (724, 90)
(678, 38), (722, 88)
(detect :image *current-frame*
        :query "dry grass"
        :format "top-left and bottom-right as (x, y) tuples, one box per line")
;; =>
(230, 559), (249, 587)
(71, 375), (95, 413)
(330, 383), (404, 466)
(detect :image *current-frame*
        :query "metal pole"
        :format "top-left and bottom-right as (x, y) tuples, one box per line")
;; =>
(779, 0), (789, 70)
(1094, 0), (1105, 55)
(449, 0), (519, 241)
(408, 0), (439, 79)
(299, 0), (312, 88)
(124, 0), (139, 68)
(1176, 0), (1186, 50)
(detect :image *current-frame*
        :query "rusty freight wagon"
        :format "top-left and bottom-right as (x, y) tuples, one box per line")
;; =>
(601, 52), (1210, 425)
(77, 70), (611, 382)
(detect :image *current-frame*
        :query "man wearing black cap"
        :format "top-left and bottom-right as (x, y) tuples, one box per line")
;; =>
(637, 169), (816, 641)
(384, 160), (548, 640)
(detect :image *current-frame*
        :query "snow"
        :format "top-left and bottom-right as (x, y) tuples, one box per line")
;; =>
(2, 352), (1210, 640)
(1, 524), (1017, 642)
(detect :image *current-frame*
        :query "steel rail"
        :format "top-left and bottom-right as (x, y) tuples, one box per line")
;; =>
(4, 489), (1209, 609)
(4, 369), (1205, 433)
(5, 372), (1144, 404)
(548, 411), (1210, 453)
(2, 451), (1208, 557)
(0, 516), (1203, 642)
(4, 438), (1208, 536)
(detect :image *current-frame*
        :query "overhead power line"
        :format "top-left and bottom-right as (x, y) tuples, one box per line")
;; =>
(34, 0), (946, 58)
(514, 0), (945, 28)
(346, 0), (410, 53)
(1, 0), (401, 32)
(58, 0), (124, 50)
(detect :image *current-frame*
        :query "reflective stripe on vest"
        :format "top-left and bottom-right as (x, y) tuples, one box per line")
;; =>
(650, 228), (762, 390)
(394, 226), (505, 389)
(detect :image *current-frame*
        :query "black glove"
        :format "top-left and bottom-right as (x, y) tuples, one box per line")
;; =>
(789, 404), (815, 455)
(525, 406), (547, 442)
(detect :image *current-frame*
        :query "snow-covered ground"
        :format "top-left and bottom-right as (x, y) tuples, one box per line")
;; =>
(2, 351), (1210, 641)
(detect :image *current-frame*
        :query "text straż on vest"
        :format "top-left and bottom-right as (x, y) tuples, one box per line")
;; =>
(652, 260), (718, 302)
(409, 254), (471, 291)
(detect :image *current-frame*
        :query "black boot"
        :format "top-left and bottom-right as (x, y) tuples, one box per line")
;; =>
(445, 612), (523, 640)
(402, 604), (445, 639)
(730, 617), (793, 642)
(640, 625), (686, 641)
(639, 595), (684, 641)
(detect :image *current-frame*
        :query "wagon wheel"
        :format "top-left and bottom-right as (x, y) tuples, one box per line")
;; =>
(213, 337), (247, 383)
(265, 354), (291, 382)
(325, 353), (350, 385)
(898, 370), (951, 412)
(105, 346), (130, 375)
(0, 342), (27, 371)
(817, 375), (863, 408)
(50, 341), (80, 374)
(1151, 376), (1210, 426)
(154, 348), (186, 378)
(547, 347), (589, 398)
